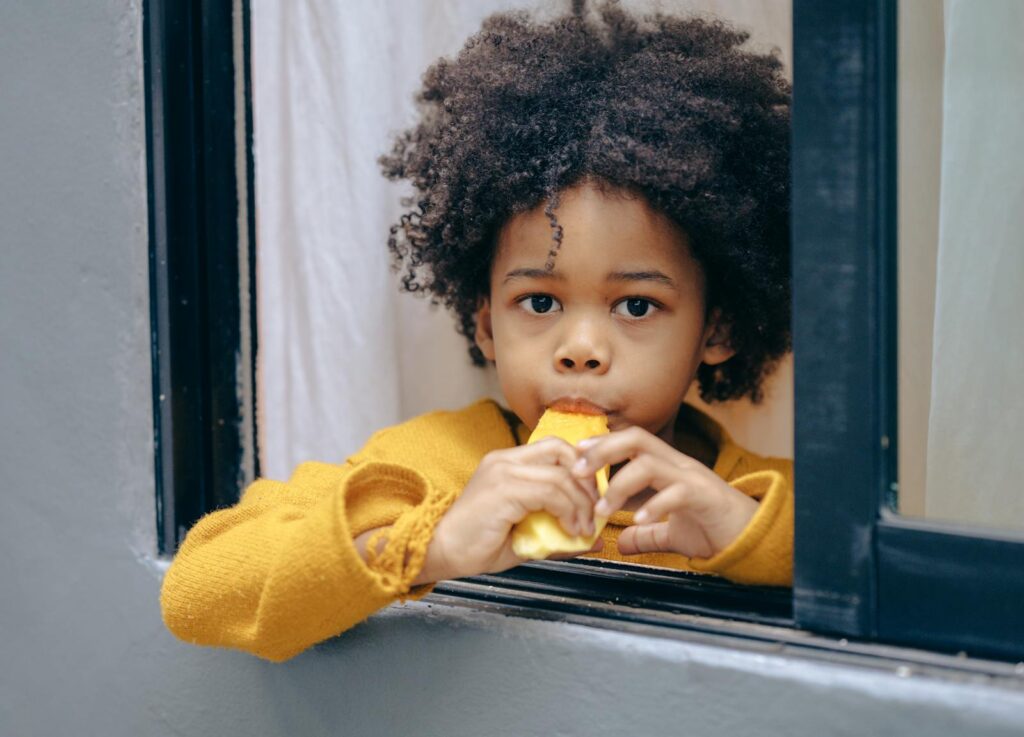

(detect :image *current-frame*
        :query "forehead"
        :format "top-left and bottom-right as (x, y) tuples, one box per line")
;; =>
(494, 182), (698, 278)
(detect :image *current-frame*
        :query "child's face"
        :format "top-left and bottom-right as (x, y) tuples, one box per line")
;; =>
(474, 180), (734, 443)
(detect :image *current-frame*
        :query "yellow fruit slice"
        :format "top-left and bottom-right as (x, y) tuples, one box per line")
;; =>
(510, 409), (610, 560)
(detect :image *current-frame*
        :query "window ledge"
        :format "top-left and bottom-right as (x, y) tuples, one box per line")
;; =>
(428, 578), (1024, 691)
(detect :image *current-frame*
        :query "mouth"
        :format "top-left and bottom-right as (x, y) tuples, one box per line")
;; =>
(547, 397), (611, 416)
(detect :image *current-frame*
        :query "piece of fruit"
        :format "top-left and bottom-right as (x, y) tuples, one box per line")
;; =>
(511, 409), (610, 560)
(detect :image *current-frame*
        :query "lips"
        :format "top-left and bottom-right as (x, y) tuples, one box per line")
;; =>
(547, 397), (610, 416)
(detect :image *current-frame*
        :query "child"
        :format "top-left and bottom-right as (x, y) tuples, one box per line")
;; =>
(161, 1), (793, 662)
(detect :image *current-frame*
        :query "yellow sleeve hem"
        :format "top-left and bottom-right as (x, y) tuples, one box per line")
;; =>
(353, 462), (458, 600)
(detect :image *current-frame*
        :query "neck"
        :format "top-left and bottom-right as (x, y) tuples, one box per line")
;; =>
(668, 404), (718, 469)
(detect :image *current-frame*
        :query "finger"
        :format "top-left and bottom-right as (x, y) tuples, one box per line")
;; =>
(505, 473), (577, 534)
(509, 481), (581, 532)
(598, 454), (708, 517)
(633, 481), (717, 525)
(508, 438), (599, 505)
(511, 465), (595, 536)
(516, 463), (596, 522)
(514, 435), (580, 469)
(529, 438), (601, 504)
(597, 456), (702, 518)
(573, 426), (691, 480)
(535, 451), (600, 505)
(616, 521), (673, 555)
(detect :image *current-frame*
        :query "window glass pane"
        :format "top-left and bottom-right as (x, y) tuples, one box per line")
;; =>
(897, 0), (1024, 529)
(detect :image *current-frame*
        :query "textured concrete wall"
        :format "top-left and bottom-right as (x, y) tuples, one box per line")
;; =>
(1, 3), (1022, 736)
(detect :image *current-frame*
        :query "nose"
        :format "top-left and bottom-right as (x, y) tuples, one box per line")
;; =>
(553, 315), (610, 374)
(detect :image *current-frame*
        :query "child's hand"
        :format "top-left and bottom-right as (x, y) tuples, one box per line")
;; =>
(428, 438), (601, 580)
(572, 427), (758, 560)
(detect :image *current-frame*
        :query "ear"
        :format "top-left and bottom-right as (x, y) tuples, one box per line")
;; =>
(700, 308), (736, 366)
(474, 297), (496, 362)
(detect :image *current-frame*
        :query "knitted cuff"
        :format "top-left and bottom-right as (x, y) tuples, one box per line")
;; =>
(352, 462), (458, 601)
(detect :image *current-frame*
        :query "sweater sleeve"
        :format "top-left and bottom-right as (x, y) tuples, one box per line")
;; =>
(159, 458), (456, 663)
(686, 459), (794, 586)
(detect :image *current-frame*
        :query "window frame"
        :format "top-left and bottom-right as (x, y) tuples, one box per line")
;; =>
(792, 0), (1024, 662)
(149, 0), (1024, 663)
(144, 0), (258, 555)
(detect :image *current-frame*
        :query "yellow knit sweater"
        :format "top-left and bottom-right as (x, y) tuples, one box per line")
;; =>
(160, 398), (793, 662)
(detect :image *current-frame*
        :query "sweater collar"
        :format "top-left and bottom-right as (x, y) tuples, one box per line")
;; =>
(673, 403), (743, 480)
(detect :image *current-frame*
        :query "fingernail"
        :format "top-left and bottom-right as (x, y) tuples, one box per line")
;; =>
(572, 457), (588, 475)
(577, 438), (598, 449)
(595, 500), (611, 517)
(634, 509), (650, 524)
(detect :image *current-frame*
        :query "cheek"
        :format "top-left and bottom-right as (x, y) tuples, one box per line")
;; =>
(661, 313), (707, 362)
(623, 322), (702, 388)
(494, 349), (537, 393)
(488, 321), (524, 371)
(492, 355), (543, 427)
(489, 322), (545, 398)
(628, 317), (698, 361)
(491, 310), (547, 361)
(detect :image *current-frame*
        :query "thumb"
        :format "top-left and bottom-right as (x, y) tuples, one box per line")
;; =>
(616, 522), (673, 555)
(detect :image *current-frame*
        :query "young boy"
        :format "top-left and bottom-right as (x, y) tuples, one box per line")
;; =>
(161, 2), (792, 662)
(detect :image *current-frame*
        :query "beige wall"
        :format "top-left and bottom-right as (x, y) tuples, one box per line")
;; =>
(897, 0), (944, 517)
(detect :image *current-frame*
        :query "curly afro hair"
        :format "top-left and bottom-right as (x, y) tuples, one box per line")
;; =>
(379, 0), (791, 403)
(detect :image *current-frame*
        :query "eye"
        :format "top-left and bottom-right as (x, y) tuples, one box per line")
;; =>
(613, 297), (659, 319)
(518, 294), (561, 315)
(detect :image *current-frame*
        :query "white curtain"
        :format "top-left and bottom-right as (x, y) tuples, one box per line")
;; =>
(252, 0), (794, 480)
(924, 0), (1024, 526)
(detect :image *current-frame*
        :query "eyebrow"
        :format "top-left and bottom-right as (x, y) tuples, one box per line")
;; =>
(607, 270), (678, 290)
(502, 267), (678, 290)
(502, 268), (566, 284)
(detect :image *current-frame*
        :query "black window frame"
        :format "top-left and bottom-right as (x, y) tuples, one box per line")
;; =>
(145, 0), (258, 555)
(149, 0), (1024, 663)
(792, 0), (1024, 662)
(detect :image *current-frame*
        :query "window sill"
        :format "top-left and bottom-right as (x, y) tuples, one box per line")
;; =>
(430, 571), (1024, 689)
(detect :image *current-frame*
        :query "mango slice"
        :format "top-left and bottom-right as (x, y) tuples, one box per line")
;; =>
(510, 409), (610, 560)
